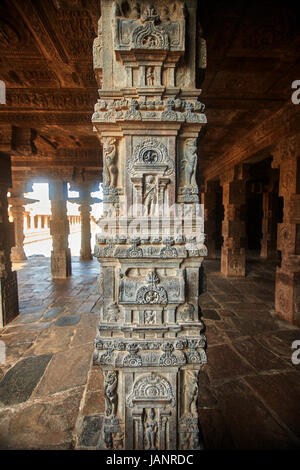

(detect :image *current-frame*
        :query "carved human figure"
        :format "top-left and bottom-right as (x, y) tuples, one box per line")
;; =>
(144, 408), (158, 450)
(184, 371), (198, 416)
(93, 18), (102, 69)
(145, 310), (155, 325)
(144, 175), (157, 216)
(146, 66), (155, 86)
(182, 138), (198, 186)
(103, 138), (118, 187)
(104, 371), (118, 417)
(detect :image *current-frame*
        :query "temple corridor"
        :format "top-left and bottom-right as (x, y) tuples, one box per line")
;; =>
(0, 254), (299, 449)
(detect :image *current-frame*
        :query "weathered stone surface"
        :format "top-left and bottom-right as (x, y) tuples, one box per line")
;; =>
(214, 380), (295, 449)
(198, 408), (236, 450)
(78, 415), (103, 448)
(33, 344), (92, 397)
(232, 337), (291, 372)
(0, 388), (83, 450)
(70, 314), (98, 347)
(43, 307), (65, 320)
(55, 315), (81, 327)
(206, 344), (253, 385)
(24, 324), (75, 356)
(202, 309), (221, 321)
(0, 354), (52, 405)
(245, 372), (300, 440)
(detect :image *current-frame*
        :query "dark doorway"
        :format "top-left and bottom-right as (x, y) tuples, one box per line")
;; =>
(247, 192), (263, 250)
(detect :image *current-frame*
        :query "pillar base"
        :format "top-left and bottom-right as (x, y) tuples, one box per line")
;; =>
(275, 269), (300, 327)
(80, 253), (93, 261)
(51, 249), (72, 279)
(11, 246), (27, 263)
(0, 271), (19, 327)
(221, 248), (245, 277)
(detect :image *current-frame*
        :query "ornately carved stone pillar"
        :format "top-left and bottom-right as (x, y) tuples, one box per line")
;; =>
(220, 166), (246, 277)
(0, 153), (19, 327)
(202, 180), (219, 259)
(49, 181), (71, 278)
(91, 0), (207, 450)
(272, 135), (300, 326)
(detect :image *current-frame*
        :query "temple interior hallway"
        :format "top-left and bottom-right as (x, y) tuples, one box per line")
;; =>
(0, 252), (299, 449)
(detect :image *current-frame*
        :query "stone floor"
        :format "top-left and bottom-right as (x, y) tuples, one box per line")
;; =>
(199, 255), (300, 449)
(0, 255), (102, 450)
(0, 253), (299, 449)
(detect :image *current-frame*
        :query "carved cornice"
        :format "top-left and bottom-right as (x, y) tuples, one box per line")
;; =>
(3, 89), (97, 111)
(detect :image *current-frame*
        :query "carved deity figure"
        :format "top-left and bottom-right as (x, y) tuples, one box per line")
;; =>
(145, 310), (155, 325)
(182, 138), (198, 186)
(103, 138), (118, 187)
(93, 18), (102, 69)
(146, 66), (155, 86)
(144, 175), (157, 216)
(104, 371), (118, 417)
(184, 371), (198, 417)
(144, 408), (158, 450)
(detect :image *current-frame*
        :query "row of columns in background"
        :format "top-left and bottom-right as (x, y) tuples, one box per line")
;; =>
(47, 182), (100, 277)
(9, 208), (82, 263)
(203, 172), (278, 269)
(8, 181), (97, 270)
(1, 151), (103, 326)
(202, 134), (300, 326)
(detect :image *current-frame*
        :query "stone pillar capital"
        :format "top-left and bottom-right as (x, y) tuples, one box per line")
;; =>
(272, 134), (300, 168)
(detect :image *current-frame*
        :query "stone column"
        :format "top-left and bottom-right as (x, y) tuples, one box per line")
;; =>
(69, 183), (102, 261)
(0, 153), (19, 327)
(79, 199), (92, 261)
(10, 202), (26, 262)
(9, 185), (38, 262)
(260, 187), (278, 259)
(49, 181), (71, 278)
(220, 167), (246, 277)
(91, 0), (207, 451)
(272, 135), (300, 326)
(203, 180), (219, 259)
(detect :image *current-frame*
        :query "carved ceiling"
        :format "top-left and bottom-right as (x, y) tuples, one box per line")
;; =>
(0, 0), (299, 182)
